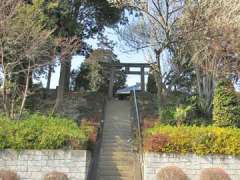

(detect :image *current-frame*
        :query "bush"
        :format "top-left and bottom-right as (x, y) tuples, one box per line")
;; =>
(200, 168), (230, 180)
(44, 172), (68, 180)
(144, 133), (169, 152)
(213, 80), (240, 127)
(159, 106), (176, 125)
(174, 105), (192, 126)
(157, 166), (188, 180)
(147, 71), (157, 94)
(0, 170), (19, 180)
(0, 114), (94, 150)
(144, 124), (240, 155)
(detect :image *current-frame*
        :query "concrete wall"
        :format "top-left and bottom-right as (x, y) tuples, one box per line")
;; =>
(144, 153), (240, 180)
(0, 150), (91, 180)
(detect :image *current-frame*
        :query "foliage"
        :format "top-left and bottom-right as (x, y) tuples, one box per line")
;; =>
(200, 168), (231, 180)
(50, 0), (124, 110)
(144, 125), (240, 155)
(157, 166), (188, 180)
(72, 63), (91, 91)
(159, 106), (176, 125)
(174, 105), (192, 126)
(179, 0), (240, 76)
(147, 71), (157, 94)
(0, 114), (94, 150)
(213, 80), (240, 127)
(0, 0), (54, 119)
(132, 92), (159, 119)
(74, 49), (126, 94)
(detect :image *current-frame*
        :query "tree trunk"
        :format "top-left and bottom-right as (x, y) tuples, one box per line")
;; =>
(0, 44), (10, 117)
(46, 64), (52, 90)
(64, 60), (71, 91)
(196, 66), (214, 115)
(54, 58), (71, 111)
(154, 48), (166, 106)
(19, 61), (31, 119)
(1, 72), (9, 117)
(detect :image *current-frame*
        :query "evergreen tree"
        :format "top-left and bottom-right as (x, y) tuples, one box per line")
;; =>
(44, 0), (124, 110)
(147, 70), (157, 94)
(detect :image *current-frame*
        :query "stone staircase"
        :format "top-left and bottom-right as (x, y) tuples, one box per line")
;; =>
(96, 100), (138, 180)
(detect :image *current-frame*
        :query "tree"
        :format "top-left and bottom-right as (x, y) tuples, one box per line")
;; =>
(73, 63), (91, 91)
(74, 49), (126, 94)
(0, 0), (54, 119)
(45, 0), (123, 111)
(118, 0), (185, 101)
(147, 69), (157, 94)
(176, 0), (240, 114)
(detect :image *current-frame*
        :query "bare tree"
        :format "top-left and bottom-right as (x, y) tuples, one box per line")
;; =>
(177, 0), (240, 113)
(0, 0), (54, 119)
(117, 0), (185, 101)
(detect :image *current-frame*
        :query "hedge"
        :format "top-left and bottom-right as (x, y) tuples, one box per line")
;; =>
(213, 80), (240, 127)
(0, 114), (94, 150)
(144, 124), (240, 155)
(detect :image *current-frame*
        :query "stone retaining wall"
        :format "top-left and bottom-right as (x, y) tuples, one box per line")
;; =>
(144, 153), (240, 180)
(0, 150), (90, 180)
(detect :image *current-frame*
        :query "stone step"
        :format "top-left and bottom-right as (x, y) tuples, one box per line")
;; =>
(98, 160), (134, 167)
(103, 130), (131, 133)
(98, 164), (132, 171)
(98, 175), (134, 180)
(101, 140), (132, 144)
(97, 100), (138, 179)
(100, 142), (132, 146)
(99, 154), (135, 162)
(103, 128), (132, 132)
(100, 146), (131, 152)
(98, 169), (133, 177)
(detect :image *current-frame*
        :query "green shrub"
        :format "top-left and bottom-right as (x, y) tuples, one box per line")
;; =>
(147, 71), (157, 94)
(144, 124), (240, 155)
(174, 105), (192, 126)
(213, 80), (240, 127)
(0, 114), (93, 150)
(159, 106), (176, 125)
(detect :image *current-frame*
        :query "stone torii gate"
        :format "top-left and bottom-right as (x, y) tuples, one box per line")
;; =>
(108, 63), (150, 98)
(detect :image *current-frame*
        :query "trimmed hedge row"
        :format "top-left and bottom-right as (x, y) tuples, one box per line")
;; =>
(0, 114), (94, 150)
(144, 124), (240, 155)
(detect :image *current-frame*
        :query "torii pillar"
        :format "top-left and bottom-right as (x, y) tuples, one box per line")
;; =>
(141, 65), (145, 91)
(108, 69), (114, 99)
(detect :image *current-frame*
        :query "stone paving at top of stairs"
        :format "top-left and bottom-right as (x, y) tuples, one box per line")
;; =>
(96, 100), (138, 180)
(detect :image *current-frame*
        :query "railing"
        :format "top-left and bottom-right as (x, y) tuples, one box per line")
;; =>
(133, 88), (144, 180)
(87, 98), (106, 180)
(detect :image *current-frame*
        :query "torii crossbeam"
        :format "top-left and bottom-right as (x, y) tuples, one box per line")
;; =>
(108, 63), (150, 98)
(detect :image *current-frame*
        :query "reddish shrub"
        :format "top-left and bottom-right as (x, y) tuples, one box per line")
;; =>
(200, 168), (231, 180)
(157, 166), (188, 180)
(143, 118), (158, 129)
(44, 172), (68, 180)
(0, 170), (19, 180)
(144, 133), (169, 152)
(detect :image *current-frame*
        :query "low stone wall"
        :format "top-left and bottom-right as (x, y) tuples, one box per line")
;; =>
(144, 153), (240, 180)
(0, 150), (91, 180)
